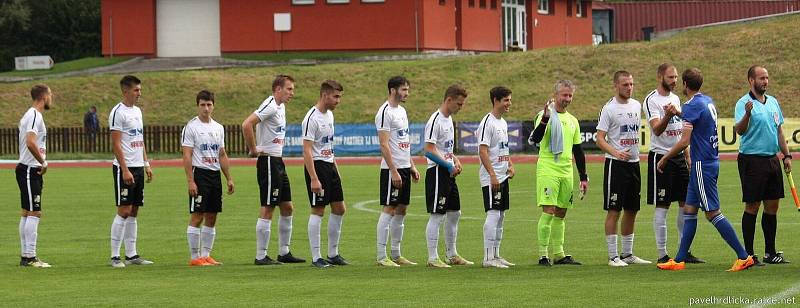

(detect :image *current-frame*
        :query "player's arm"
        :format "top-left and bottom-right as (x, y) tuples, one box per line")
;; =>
(507, 154), (515, 179)
(423, 142), (456, 176)
(735, 100), (753, 135)
(528, 103), (550, 145)
(573, 143), (589, 197)
(111, 130), (134, 185)
(778, 125), (792, 173)
(242, 113), (261, 157)
(648, 100), (678, 136)
(658, 122), (693, 173)
(181, 145), (197, 197)
(143, 139), (152, 183)
(378, 130), (402, 188)
(478, 144), (499, 190)
(25, 132), (47, 175)
(409, 152), (420, 182)
(303, 140), (322, 193)
(219, 147), (234, 195)
(595, 130), (631, 161)
(452, 154), (462, 176)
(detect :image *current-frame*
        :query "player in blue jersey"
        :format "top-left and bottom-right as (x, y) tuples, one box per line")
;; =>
(655, 68), (754, 272)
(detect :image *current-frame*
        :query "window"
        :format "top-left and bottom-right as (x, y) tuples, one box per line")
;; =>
(480, 0), (486, 8)
(292, 0), (314, 4)
(439, 0), (446, 5)
(469, 0), (475, 7)
(576, 1), (585, 17)
(362, 0), (385, 2)
(567, 0), (572, 16)
(327, 0), (349, 3)
(491, 0), (497, 9)
(538, 0), (549, 14)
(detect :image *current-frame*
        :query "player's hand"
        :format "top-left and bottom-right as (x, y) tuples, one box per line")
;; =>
(248, 150), (259, 158)
(123, 169), (135, 185)
(490, 175), (500, 191)
(453, 161), (463, 177)
(227, 179), (235, 195)
(657, 157), (667, 173)
(579, 180), (589, 200)
(188, 180), (198, 197)
(391, 169), (403, 188)
(614, 149), (632, 161)
(145, 166), (153, 183)
(507, 165), (516, 179)
(542, 98), (554, 118)
(38, 163), (47, 175)
(310, 178), (323, 194)
(664, 104), (678, 117)
(411, 167), (420, 183)
(745, 100), (753, 114)
(783, 158), (792, 174)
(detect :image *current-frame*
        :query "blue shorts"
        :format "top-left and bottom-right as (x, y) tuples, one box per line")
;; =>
(686, 160), (719, 212)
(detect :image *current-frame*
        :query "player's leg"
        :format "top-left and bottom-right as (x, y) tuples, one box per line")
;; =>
(444, 178), (471, 265)
(701, 161), (751, 270)
(200, 212), (219, 264)
(376, 168), (395, 265)
(276, 201), (304, 263)
(649, 152), (671, 262)
(255, 156), (277, 264)
(738, 154), (762, 259)
(494, 180), (512, 266)
(536, 174), (559, 266)
(481, 185), (503, 268)
(390, 168), (414, 265)
(425, 166), (448, 268)
(123, 168), (151, 265)
(18, 164), (49, 267)
(325, 165), (348, 266)
(187, 195), (205, 265)
(620, 162), (648, 264)
(551, 176), (578, 265)
(762, 156), (787, 263)
(603, 158), (625, 266)
(305, 164), (329, 268)
(110, 165), (131, 267)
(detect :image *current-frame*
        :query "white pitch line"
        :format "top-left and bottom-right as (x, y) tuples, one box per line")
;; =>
(746, 281), (800, 308)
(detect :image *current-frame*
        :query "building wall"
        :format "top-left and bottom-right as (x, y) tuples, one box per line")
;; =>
(421, 0), (457, 50)
(607, 0), (800, 42)
(101, 0), (157, 56)
(529, 0), (592, 49)
(458, 1), (503, 51)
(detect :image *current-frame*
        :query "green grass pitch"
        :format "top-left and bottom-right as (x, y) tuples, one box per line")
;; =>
(1, 161), (799, 306)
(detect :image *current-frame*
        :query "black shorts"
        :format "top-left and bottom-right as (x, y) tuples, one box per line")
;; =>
(380, 168), (412, 206)
(16, 164), (43, 211)
(482, 179), (509, 212)
(647, 151), (689, 205)
(737, 153), (784, 203)
(425, 166), (461, 214)
(257, 156), (292, 206)
(603, 158), (641, 211)
(304, 160), (344, 207)
(113, 165), (145, 207)
(189, 167), (223, 213)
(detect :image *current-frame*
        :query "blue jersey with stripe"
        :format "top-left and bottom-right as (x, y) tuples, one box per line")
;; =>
(681, 93), (718, 162)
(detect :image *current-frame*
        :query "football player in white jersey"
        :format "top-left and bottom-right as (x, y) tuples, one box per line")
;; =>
(477, 86), (516, 268)
(596, 71), (651, 267)
(423, 85), (471, 268)
(374, 76), (420, 267)
(16, 84), (53, 268)
(242, 75), (305, 265)
(108, 75), (154, 268)
(302, 80), (348, 268)
(182, 90), (234, 266)
(644, 63), (704, 264)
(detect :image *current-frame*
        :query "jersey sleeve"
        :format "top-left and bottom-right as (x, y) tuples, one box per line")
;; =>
(681, 102), (701, 124)
(20, 112), (38, 134)
(596, 105), (611, 132)
(218, 125), (226, 148)
(734, 96), (747, 123)
(572, 117), (582, 145)
(181, 125), (194, 147)
(254, 102), (276, 122)
(424, 117), (437, 144)
(774, 98), (785, 126)
(477, 116), (493, 146)
(375, 106), (391, 132)
(645, 97), (662, 121)
(109, 108), (124, 132)
(302, 115), (317, 141)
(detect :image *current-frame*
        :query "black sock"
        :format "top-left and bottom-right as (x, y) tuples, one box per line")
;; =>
(762, 213), (777, 256)
(742, 212), (757, 255)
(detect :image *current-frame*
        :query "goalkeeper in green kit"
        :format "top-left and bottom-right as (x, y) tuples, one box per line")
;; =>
(529, 80), (589, 266)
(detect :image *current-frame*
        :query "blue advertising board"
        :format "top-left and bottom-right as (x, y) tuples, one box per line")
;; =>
(456, 121), (525, 154)
(281, 123), (426, 156)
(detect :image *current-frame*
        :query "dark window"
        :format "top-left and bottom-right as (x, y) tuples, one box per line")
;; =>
(439, 0), (446, 5)
(566, 0), (572, 16)
(480, 0), (486, 8)
(490, 0), (497, 9)
(469, 0), (475, 7)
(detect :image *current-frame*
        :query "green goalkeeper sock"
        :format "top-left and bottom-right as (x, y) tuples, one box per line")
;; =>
(551, 216), (566, 259)
(537, 213), (554, 257)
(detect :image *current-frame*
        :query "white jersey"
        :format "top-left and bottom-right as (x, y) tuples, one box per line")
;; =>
(596, 97), (641, 162)
(301, 106), (335, 163)
(181, 117), (225, 171)
(477, 113), (510, 187)
(643, 89), (683, 154)
(254, 96), (286, 156)
(424, 110), (455, 169)
(375, 101), (411, 169)
(109, 102), (145, 167)
(18, 108), (46, 167)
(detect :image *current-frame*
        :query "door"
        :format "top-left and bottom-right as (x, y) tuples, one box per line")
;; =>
(157, 0), (221, 57)
(502, 0), (527, 51)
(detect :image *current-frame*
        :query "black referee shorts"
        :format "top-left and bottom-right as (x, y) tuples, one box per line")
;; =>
(737, 153), (784, 203)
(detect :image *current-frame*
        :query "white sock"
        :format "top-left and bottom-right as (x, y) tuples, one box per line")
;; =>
(327, 214), (343, 258)
(308, 215), (322, 261)
(19, 217), (27, 257)
(653, 207), (669, 258)
(200, 226), (216, 258)
(187, 226), (201, 259)
(426, 214), (444, 261)
(445, 210), (461, 258)
(676, 207), (685, 240)
(483, 210), (500, 262)
(390, 214), (405, 259)
(495, 211), (506, 258)
(110, 215), (125, 258)
(278, 215), (292, 256)
(606, 234), (618, 259)
(24, 216), (40, 258)
(622, 233), (634, 256)
(376, 212), (392, 260)
(123, 217), (138, 258)
(255, 218), (271, 259)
